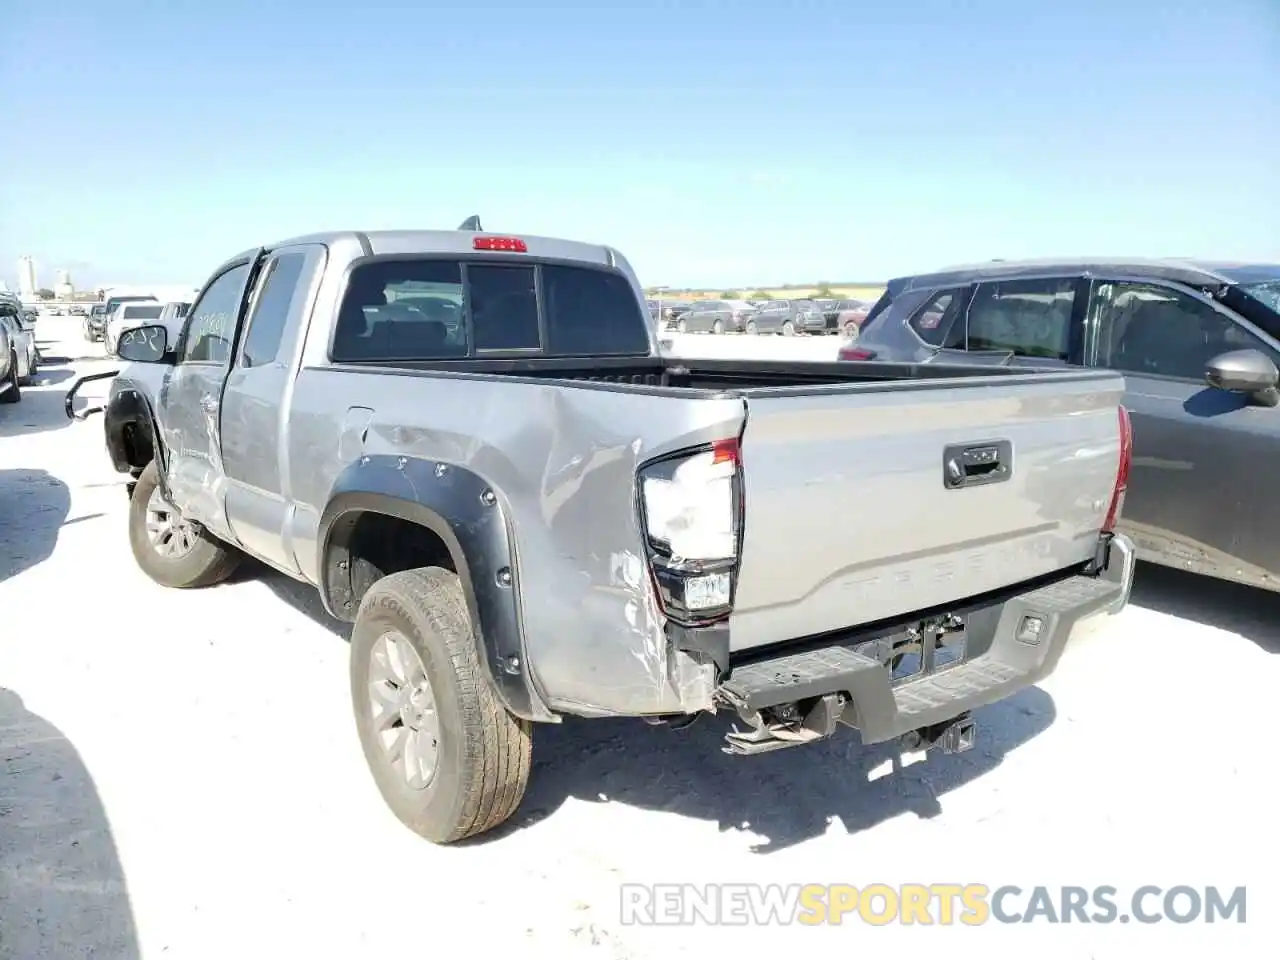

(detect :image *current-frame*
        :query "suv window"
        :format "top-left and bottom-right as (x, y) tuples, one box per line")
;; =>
(966, 278), (1076, 359)
(1094, 281), (1271, 380)
(908, 287), (969, 347)
(542, 264), (650, 355)
(181, 264), (250, 364)
(239, 252), (308, 368)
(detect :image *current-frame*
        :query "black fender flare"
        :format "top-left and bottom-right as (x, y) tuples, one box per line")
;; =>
(103, 382), (173, 501)
(317, 455), (556, 723)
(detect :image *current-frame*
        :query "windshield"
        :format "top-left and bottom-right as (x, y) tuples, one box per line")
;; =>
(1238, 279), (1280, 313)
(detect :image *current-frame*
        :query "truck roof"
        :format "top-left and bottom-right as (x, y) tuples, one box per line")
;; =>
(217, 230), (627, 274)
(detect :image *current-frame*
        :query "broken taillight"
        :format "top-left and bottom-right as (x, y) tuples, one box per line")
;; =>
(638, 439), (743, 624)
(837, 346), (877, 361)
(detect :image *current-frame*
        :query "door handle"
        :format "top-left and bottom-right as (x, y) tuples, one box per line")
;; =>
(200, 395), (220, 414)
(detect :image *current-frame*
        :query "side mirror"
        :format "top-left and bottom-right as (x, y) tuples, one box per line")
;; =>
(1205, 349), (1280, 407)
(117, 324), (172, 364)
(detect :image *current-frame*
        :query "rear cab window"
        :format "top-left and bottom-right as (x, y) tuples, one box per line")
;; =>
(332, 256), (651, 361)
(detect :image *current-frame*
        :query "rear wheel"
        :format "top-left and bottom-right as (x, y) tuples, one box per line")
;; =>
(350, 567), (533, 843)
(128, 461), (240, 588)
(712, 319), (724, 334)
(0, 354), (19, 404)
(745, 320), (758, 335)
(676, 318), (687, 333)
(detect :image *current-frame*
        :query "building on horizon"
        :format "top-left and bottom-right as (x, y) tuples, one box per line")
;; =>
(17, 256), (37, 297)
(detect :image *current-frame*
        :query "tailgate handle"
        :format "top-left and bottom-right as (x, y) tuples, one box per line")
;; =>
(944, 440), (1012, 489)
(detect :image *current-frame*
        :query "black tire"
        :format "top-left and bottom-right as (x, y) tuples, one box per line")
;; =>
(128, 461), (240, 588)
(19, 355), (36, 386)
(782, 321), (795, 336)
(0, 353), (19, 404)
(712, 319), (724, 334)
(745, 320), (758, 335)
(676, 318), (687, 333)
(350, 567), (533, 844)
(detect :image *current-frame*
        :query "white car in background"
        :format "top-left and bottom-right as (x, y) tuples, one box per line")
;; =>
(105, 302), (166, 357)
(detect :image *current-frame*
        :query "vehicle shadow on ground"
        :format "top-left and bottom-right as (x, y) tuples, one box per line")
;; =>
(0, 687), (141, 959)
(1130, 561), (1280, 653)
(252, 560), (1056, 852)
(252, 563), (353, 641)
(0, 469), (71, 584)
(510, 688), (1055, 853)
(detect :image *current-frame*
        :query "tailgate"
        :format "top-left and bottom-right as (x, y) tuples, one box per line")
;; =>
(728, 370), (1125, 651)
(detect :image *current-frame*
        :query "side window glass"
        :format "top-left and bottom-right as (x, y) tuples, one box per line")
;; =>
(1095, 281), (1268, 380)
(966, 278), (1075, 359)
(469, 264), (539, 351)
(180, 264), (250, 364)
(908, 287), (968, 347)
(238, 252), (308, 368)
(333, 259), (467, 361)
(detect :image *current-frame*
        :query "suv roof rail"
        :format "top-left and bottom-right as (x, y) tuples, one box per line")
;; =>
(457, 215), (483, 231)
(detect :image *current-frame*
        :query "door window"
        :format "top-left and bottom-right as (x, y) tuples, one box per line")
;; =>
(181, 263), (251, 364)
(965, 278), (1076, 359)
(1094, 281), (1272, 380)
(238, 252), (308, 368)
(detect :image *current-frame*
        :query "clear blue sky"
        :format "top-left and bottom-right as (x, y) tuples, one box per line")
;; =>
(1, 0), (1276, 291)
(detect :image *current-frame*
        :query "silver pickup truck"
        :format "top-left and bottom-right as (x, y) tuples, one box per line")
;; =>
(66, 223), (1135, 844)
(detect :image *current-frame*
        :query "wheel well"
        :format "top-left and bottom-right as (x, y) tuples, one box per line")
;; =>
(121, 420), (154, 468)
(324, 511), (456, 620)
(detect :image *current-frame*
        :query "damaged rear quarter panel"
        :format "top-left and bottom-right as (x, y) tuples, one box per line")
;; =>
(286, 367), (746, 716)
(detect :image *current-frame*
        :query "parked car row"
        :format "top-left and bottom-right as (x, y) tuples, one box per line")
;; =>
(840, 256), (1280, 596)
(647, 296), (874, 336)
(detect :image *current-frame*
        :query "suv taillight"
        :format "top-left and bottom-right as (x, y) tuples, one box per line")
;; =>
(1102, 405), (1132, 533)
(637, 438), (743, 624)
(838, 346), (877, 360)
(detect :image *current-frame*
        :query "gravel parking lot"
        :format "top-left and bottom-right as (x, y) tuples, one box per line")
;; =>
(2, 318), (1277, 959)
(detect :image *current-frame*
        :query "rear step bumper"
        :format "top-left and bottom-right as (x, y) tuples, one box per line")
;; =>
(713, 533), (1134, 751)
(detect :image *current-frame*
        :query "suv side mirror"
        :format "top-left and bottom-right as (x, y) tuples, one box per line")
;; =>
(117, 324), (172, 364)
(1205, 349), (1280, 407)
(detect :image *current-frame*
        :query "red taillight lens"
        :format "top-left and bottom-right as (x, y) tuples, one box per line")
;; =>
(473, 236), (527, 252)
(838, 346), (877, 360)
(1102, 405), (1132, 533)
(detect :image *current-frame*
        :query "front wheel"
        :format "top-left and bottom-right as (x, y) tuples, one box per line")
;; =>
(676, 318), (687, 333)
(745, 320), (758, 335)
(350, 567), (533, 843)
(128, 461), (241, 588)
(712, 319), (724, 334)
(782, 321), (795, 336)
